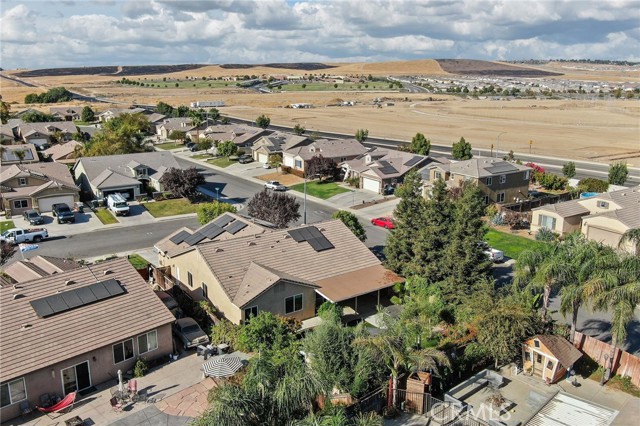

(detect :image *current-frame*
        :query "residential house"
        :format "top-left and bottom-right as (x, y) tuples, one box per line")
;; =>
(424, 158), (531, 204)
(201, 124), (270, 149)
(1, 144), (39, 165)
(531, 185), (640, 254)
(282, 138), (368, 174)
(0, 258), (175, 421)
(43, 140), (83, 164)
(251, 132), (308, 164)
(0, 162), (79, 215)
(156, 214), (402, 325)
(97, 107), (147, 122)
(0, 123), (17, 144)
(73, 152), (181, 200)
(340, 147), (428, 194)
(17, 121), (78, 148)
(157, 117), (195, 140)
(522, 335), (582, 384)
(3, 256), (81, 283)
(49, 107), (82, 121)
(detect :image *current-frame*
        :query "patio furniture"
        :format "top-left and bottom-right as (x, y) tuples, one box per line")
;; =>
(110, 397), (123, 412)
(202, 355), (244, 378)
(128, 379), (139, 402)
(19, 401), (32, 416)
(65, 416), (85, 426)
(36, 392), (77, 418)
(39, 393), (52, 408)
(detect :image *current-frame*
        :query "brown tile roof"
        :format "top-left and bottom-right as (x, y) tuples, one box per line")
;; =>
(0, 258), (175, 382)
(534, 199), (590, 218)
(285, 138), (368, 161)
(534, 335), (583, 368)
(43, 140), (83, 161)
(30, 255), (82, 274)
(434, 157), (531, 178)
(315, 265), (402, 302)
(0, 163), (78, 191)
(344, 147), (428, 180)
(3, 261), (49, 283)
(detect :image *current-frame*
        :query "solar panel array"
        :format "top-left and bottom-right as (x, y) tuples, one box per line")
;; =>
(404, 156), (423, 167)
(30, 279), (125, 318)
(169, 230), (192, 244)
(377, 160), (399, 175)
(287, 226), (335, 252)
(200, 222), (225, 239)
(226, 221), (248, 235)
(183, 232), (207, 246)
(213, 214), (235, 228)
(486, 163), (518, 174)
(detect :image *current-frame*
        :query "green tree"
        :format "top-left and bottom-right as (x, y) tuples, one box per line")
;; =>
(0, 101), (11, 124)
(168, 130), (187, 142)
(20, 110), (56, 123)
(13, 149), (26, 164)
(208, 108), (220, 120)
(577, 177), (609, 193)
(156, 101), (174, 116)
(256, 114), (271, 129)
(355, 129), (369, 143)
(174, 105), (190, 117)
(306, 155), (336, 181)
(159, 167), (204, 202)
(452, 136), (473, 160)
(562, 161), (576, 179)
(619, 228), (640, 256)
(293, 124), (306, 135)
(237, 312), (298, 353)
(608, 161), (629, 185)
(196, 201), (238, 225)
(332, 210), (366, 242)
(409, 132), (431, 155)
(217, 140), (238, 157)
(80, 106), (95, 122)
(81, 112), (152, 156)
(247, 189), (301, 228)
(268, 153), (283, 172)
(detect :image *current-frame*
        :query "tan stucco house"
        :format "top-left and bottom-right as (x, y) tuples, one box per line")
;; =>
(43, 140), (83, 164)
(282, 138), (368, 174)
(0, 144), (39, 165)
(522, 335), (582, 384)
(251, 132), (308, 164)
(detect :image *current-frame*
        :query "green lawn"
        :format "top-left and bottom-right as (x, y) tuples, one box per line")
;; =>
(290, 181), (351, 200)
(1, 220), (15, 233)
(143, 198), (198, 217)
(143, 80), (233, 89)
(192, 153), (213, 160)
(94, 208), (118, 225)
(485, 228), (544, 260)
(127, 254), (150, 269)
(155, 142), (184, 150)
(207, 157), (234, 168)
(281, 83), (391, 92)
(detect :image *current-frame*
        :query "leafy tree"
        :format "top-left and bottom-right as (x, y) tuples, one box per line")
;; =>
(208, 108), (220, 120)
(159, 167), (204, 201)
(562, 161), (576, 179)
(355, 128), (368, 143)
(1, 101), (11, 124)
(156, 101), (174, 116)
(237, 312), (298, 353)
(408, 132), (431, 155)
(256, 114), (271, 129)
(168, 130), (187, 142)
(24, 87), (72, 104)
(173, 105), (190, 117)
(221, 116), (230, 125)
(619, 228), (640, 256)
(209, 319), (240, 350)
(217, 140), (238, 157)
(577, 177), (608, 193)
(608, 161), (629, 185)
(268, 153), (283, 171)
(306, 155), (336, 181)
(21, 110), (56, 123)
(80, 106), (95, 122)
(293, 124), (306, 135)
(196, 201), (237, 225)
(452, 136), (473, 160)
(538, 173), (568, 191)
(332, 210), (366, 242)
(13, 149), (26, 164)
(196, 138), (213, 151)
(81, 112), (152, 156)
(247, 189), (300, 228)
(0, 241), (16, 267)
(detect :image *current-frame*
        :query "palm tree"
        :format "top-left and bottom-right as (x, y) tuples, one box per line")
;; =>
(619, 228), (640, 255)
(514, 242), (558, 322)
(14, 149), (26, 164)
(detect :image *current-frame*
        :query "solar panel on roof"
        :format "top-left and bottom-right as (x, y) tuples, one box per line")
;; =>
(31, 279), (126, 318)
(75, 286), (98, 304)
(201, 224), (225, 239)
(184, 232), (207, 246)
(46, 294), (69, 314)
(90, 281), (110, 300)
(103, 278), (125, 296)
(169, 230), (191, 245)
(377, 160), (398, 175)
(30, 298), (55, 317)
(307, 236), (335, 252)
(287, 229), (305, 242)
(404, 156), (423, 167)
(226, 221), (248, 235)
(486, 163), (518, 173)
(213, 214), (235, 228)
(61, 290), (83, 309)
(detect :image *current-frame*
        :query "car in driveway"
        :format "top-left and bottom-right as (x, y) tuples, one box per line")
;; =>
(371, 217), (395, 229)
(51, 203), (75, 224)
(265, 180), (287, 191)
(238, 155), (253, 164)
(172, 317), (210, 350)
(155, 291), (182, 318)
(23, 209), (44, 225)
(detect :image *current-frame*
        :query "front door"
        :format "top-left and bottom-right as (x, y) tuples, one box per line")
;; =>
(533, 353), (544, 376)
(61, 361), (91, 395)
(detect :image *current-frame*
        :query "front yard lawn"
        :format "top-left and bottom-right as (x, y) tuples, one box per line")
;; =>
(192, 153), (213, 160)
(207, 157), (234, 168)
(127, 254), (150, 269)
(485, 228), (544, 260)
(143, 198), (198, 217)
(289, 181), (351, 200)
(1, 220), (15, 233)
(155, 142), (184, 150)
(94, 208), (119, 225)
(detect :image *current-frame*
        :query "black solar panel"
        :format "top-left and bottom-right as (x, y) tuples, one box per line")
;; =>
(486, 163), (518, 173)
(31, 279), (126, 318)
(404, 156), (423, 167)
(287, 228), (305, 242)
(61, 290), (83, 309)
(307, 236), (335, 252)
(184, 232), (207, 246)
(103, 278), (125, 296)
(30, 298), (55, 317)
(201, 224), (225, 239)
(75, 286), (98, 304)
(377, 160), (398, 175)
(213, 214), (235, 228)
(226, 221), (248, 235)
(287, 226), (335, 252)
(90, 281), (110, 300)
(169, 230), (191, 245)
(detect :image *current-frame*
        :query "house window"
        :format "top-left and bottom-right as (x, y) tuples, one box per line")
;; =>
(187, 272), (193, 287)
(202, 283), (209, 300)
(113, 339), (134, 364)
(0, 378), (26, 408)
(340, 157), (347, 162)
(524, 170), (530, 180)
(285, 294), (303, 314)
(18, 177), (27, 186)
(13, 200), (28, 209)
(597, 201), (609, 209)
(434, 171), (442, 180)
(499, 175), (507, 184)
(138, 168), (148, 176)
(524, 352), (531, 361)
(547, 360), (554, 370)
(536, 354), (542, 363)
(496, 192), (505, 203)
(244, 306), (258, 323)
(137, 330), (158, 355)
(534, 340), (540, 348)
(483, 195), (489, 204)
(295, 159), (302, 169)
(538, 215), (556, 230)
(486, 177), (493, 185)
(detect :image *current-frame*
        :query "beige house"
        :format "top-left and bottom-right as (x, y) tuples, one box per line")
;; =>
(201, 124), (269, 149)
(0, 258), (175, 421)
(531, 185), (640, 253)
(282, 138), (368, 173)
(156, 213), (402, 325)
(251, 132), (308, 164)
(43, 140), (83, 164)
(1, 144), (39, 165)
(17, 121), (78, 148)
(49, 107), (82, 121)
(522, 335), (582, 384)
(156, 117), (195, 139)
(3, 255), (81, 283)
(424, 158), (531, 204)
(0, 163), (79, 215)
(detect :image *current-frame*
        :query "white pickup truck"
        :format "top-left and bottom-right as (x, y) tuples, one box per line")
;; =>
(0, 228), (49, 245)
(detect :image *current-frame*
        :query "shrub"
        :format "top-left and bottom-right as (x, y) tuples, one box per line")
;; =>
(210, 320), (240, 350)
(491, 214), (505, 226)
(535, 227), (557, 242)
(577, 177), (609, 193)
(133, 357), (149, 377)
(538, 173), (568, 191)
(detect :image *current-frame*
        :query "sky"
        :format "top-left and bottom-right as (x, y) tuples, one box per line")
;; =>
(1, 0), (639, 70)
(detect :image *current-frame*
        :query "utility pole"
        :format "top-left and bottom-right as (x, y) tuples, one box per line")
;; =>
(529, 140), (533, 154)
(496, 132), (506, 159)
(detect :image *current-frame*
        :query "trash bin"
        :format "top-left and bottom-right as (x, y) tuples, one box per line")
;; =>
(197, 345), (207, 357)
(75, 202), (84, 213)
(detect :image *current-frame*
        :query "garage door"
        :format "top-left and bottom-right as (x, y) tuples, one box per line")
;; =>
(586, 226), (621, 247)
(38, 195), (75, 212)
(362, 177), (380, 193)
(104, 189), (135, 200)
(258, 153), (268, 164)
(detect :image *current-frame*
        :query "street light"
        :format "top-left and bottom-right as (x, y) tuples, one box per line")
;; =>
(496, 132), (507, 159)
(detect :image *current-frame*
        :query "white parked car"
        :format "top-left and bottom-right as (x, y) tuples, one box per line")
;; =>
(265, 180), (287, 191)
(484, 247), (504, 263)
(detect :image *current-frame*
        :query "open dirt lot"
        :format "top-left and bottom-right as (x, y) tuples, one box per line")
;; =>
(2, 59), (638, 165)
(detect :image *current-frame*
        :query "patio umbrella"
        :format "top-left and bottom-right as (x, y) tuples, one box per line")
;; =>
(202, 355), (244, 378)
(117, 369), (124, 392)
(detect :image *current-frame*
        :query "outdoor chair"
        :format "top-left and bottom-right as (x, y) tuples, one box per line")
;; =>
(128, 379), (139, 402)
(20, 401), (33, 416)
(110, 396), (123, 412)
(39, 393), (52, 408)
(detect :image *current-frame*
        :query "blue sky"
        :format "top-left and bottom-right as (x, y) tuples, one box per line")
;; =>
(1, 0), (638, 69)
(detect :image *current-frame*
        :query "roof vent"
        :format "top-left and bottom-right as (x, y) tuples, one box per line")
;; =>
(13, 294), (25, 300)
(319, 227), (326, 232)
(215, 248), (224, 252)
(65, 279), (75, 286)
(12, 284), (22, 290)
(247, 242), (256, 246)
(284, 235), (292, 239)
(21, 324), (32, 330)
(103, 270), (112, 275)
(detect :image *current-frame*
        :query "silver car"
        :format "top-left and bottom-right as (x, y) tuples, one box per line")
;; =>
(172, 317), (210, 350)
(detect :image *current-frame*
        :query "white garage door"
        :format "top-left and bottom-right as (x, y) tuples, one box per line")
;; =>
(362, 177), (380, 193)
(586, 226), (621, 248)
(258, 153), (268, 164)
(37, 195), (75, 212)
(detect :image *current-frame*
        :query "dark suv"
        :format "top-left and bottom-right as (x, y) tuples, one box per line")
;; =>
(51, 203), (75, 224)
(23, 209), (44, 225)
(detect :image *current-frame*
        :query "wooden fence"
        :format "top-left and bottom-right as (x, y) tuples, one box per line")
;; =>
(572, 331), (640, 387)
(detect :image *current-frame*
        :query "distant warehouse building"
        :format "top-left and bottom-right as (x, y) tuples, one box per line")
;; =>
(190, 101), (225, 108)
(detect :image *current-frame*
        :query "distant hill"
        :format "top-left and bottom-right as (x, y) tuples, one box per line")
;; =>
(435, 59), (562, 77)
(220, 63), (336, 71)
(14, 64), (207, 78)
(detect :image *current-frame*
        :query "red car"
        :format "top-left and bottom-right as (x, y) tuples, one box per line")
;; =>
(371, 217), (395, 229)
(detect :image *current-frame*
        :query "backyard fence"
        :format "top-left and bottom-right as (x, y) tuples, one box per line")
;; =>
(393, 389), (488, 425)
(572, 331), (640, 387)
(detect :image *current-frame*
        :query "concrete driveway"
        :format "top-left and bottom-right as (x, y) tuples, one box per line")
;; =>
(11, 209), (103, 239)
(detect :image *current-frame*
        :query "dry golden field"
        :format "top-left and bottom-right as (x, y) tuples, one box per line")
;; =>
(2, 59), (639, 165)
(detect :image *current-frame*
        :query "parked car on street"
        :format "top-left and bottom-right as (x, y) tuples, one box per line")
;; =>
(51, 203), (75, 224)
(172, 317), (210, 350)
(371, 217), (395, 229)
(22, 209), (44, 225)
(1, 227), (48, 244)
(265, 180), (287, 191)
